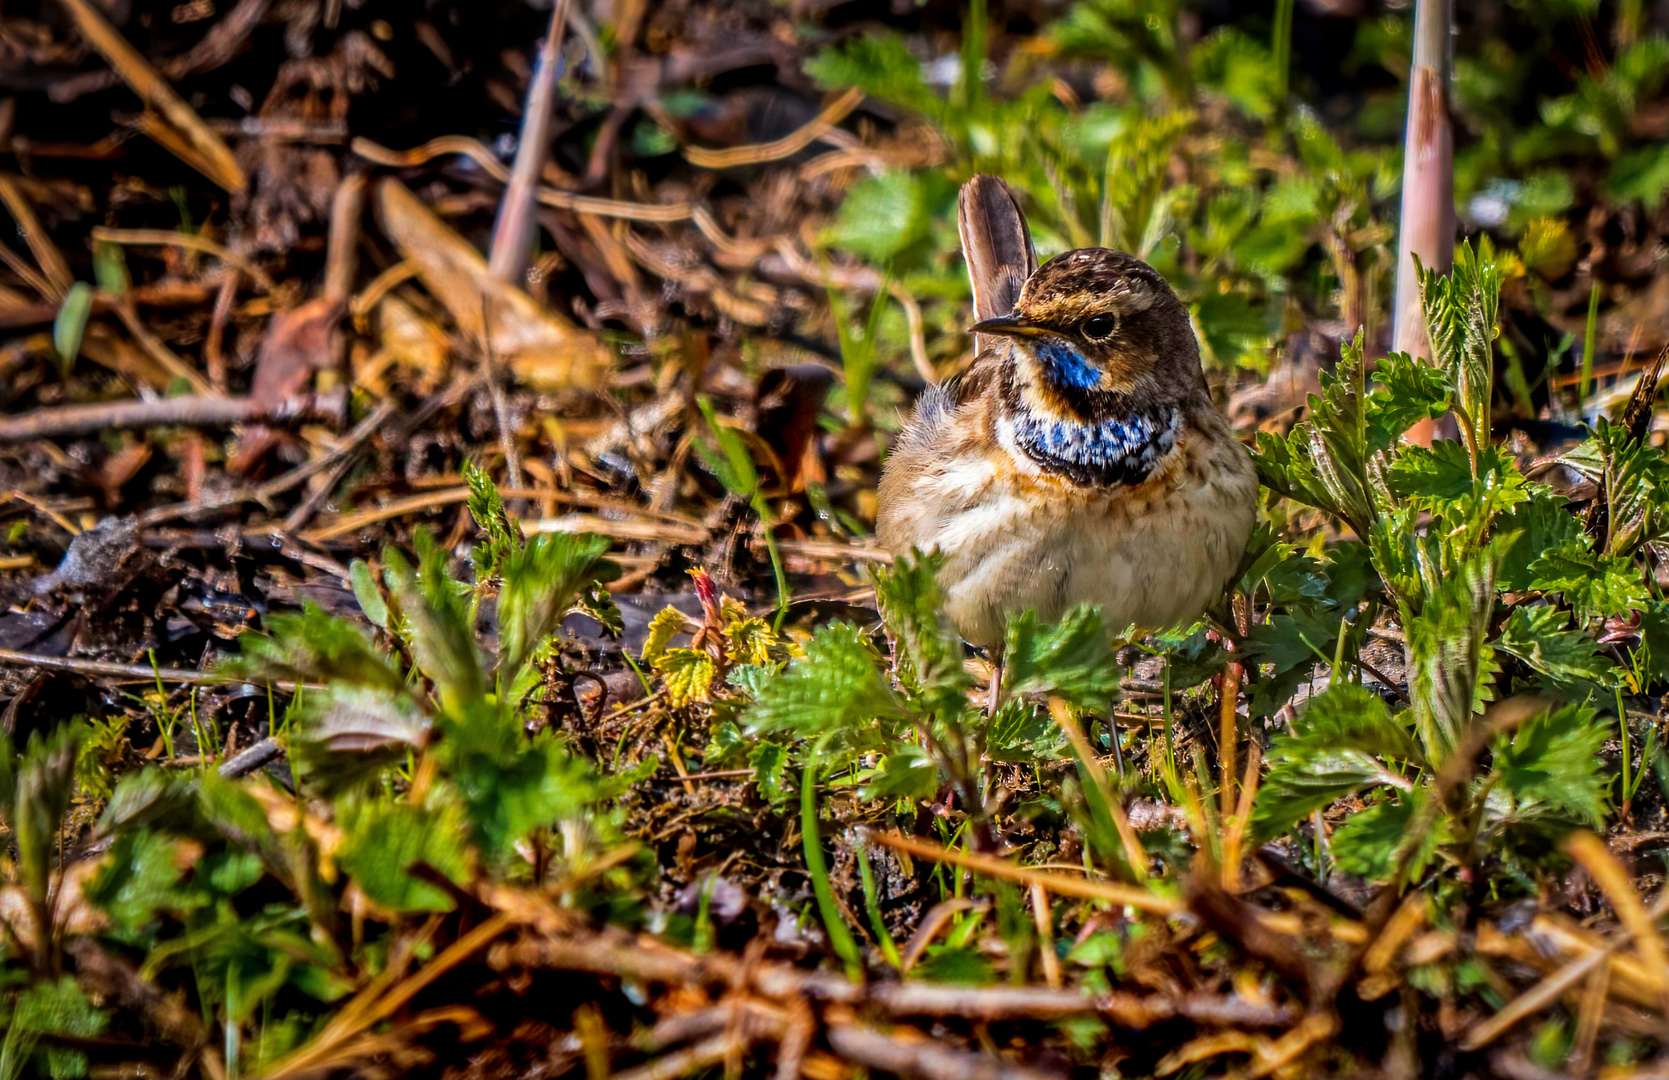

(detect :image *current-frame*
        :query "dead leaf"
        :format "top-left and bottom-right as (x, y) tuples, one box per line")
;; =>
(373, 177), (611, 391)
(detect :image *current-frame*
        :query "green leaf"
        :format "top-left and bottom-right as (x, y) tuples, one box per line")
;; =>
(1365, 352), (1450, 450)
(1252, 745), (1383, 842)
(1496, 491), (1589, 593)
(1493, 702), (1609, 826)
(336, 794), (473, 912)
(1331, 791), (1446, 882)
(464, 459), (516, 578)
(827, 171), (933, 263)
(1405, 554), (1498, 760)
(385, 536), (485, 715)
(693, 397), (759, 500)
(436, 717), (596, 860)
(749, 741), (792, 807)
(8, 976), (108, 1080)
(92, 241), (130, 297)
(0, 726), (80, 911)
(219, 602), (405, 693)
(1003, 605), (1121, 711)
(1252, 682), (1416, 840)
(53, 282), (94, 370)
(745, 622), (906, 760)
(1415, 239), (1501, 456)
(82, 830), (199, 944)
(986, 699), (1070, 764)
(290, 684), (432, 792)
(871, 550), (972, 722)
(349, 559), (390, 629)
(1523, 546), (1648, 620)
(1495, 606), (1613, 693)
(497, 531), (611, 687)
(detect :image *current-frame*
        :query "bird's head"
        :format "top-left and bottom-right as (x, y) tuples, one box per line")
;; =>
(972, 248), (1204, 418)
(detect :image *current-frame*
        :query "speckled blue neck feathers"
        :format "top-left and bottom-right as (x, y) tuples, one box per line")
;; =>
(1005, 407), (1179, 487)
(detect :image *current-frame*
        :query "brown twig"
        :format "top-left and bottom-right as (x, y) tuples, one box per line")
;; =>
(0, 391), (346, 444)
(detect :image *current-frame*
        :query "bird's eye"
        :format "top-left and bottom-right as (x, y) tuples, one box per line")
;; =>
(1081, 314), (1117, 339)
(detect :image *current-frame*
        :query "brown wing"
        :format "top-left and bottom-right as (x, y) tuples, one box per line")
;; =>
(957, 175), (1037, 356)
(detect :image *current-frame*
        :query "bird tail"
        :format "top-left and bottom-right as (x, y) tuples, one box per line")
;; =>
(957, 175), (1037, 356)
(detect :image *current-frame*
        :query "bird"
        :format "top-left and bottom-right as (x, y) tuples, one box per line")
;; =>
(876, 175), (1258, 656)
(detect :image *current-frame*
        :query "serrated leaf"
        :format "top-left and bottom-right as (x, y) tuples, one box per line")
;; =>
(1003, 605), (1121, 710)
(1252, 745), (1384, 841)
(1366, 352), (1450, 450)
(986, 699), (1070, 764)
(497, 531), (611, 686)
(657, 648), (717, 708)
(870, 550), (971, 721)
(642, 606), (690, 664)
(1406, 554), (1498, 760)
(749, 741), (792, 807)
(336, 794), (473, 913)
(218, 602), (405, 692)
(1331, 792), (1446, 882)
(384, 538), (485, 714)
(1493, 702), (1609, 826)
(1496, 491), (1589, 593)
(1524, 546), (1648, 620)
(1495, 606), (1613, 692)
(726, 616), (776, 667)
(744, 622), (906, 759)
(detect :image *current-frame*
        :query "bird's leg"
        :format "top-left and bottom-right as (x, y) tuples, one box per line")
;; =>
(985, 644), (1005, 719)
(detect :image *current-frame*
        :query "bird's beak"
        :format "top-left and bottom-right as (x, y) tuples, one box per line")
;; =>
(969, 312), (1039, 337)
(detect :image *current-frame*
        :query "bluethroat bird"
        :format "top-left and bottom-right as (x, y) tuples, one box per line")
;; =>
(876, 176), (1258, 654)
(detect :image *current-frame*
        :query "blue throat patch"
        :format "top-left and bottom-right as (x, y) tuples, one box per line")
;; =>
(1009, 407), (1178, 487)
(1032, 338), (1102, 391)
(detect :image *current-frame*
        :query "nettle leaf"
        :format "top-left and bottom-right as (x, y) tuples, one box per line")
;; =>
(1496, 491), (1588, 592)
(1406, 554), (1498, 760)
(806, 35), (940, 119)
(986, 699), (1070, 764)
(439, 717), (596, 860)
(642, 606), (691, 664)
(857, 743), (940, 801)
(1254, 683), (1416, 839)
(1366, 352), (1450, 451)
(336, 794), (473, 913)
(1331, 791), (1447, 882)
(657, 648), (717, 708)
(10, 976), (108, 1080)
(1301, 681), (1422, 764)
(464, 459), (516, 577)
(1524, 546), (1648, 620)
(3, 726), (80, 909)
(291, 684), (432, 793)
(1591, 418), (1669, 556)
(1003, 605), (1121, 711)
(745, 622), (906, 756)
(1495, 606), (1613, 692)
(1493, 702), (1609, 826)
(871, 550), (971, 720)
(1416, 239), (1501, 454)
(1252, 332), (1378, 537)
(83, 831), (203, 944)
(219, 602), (404, 692)
(749, 741), (792, 807)
(1253, 745), (1383, 841)
(385, 537), (485, 715)
(497, 532), (611, 687)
